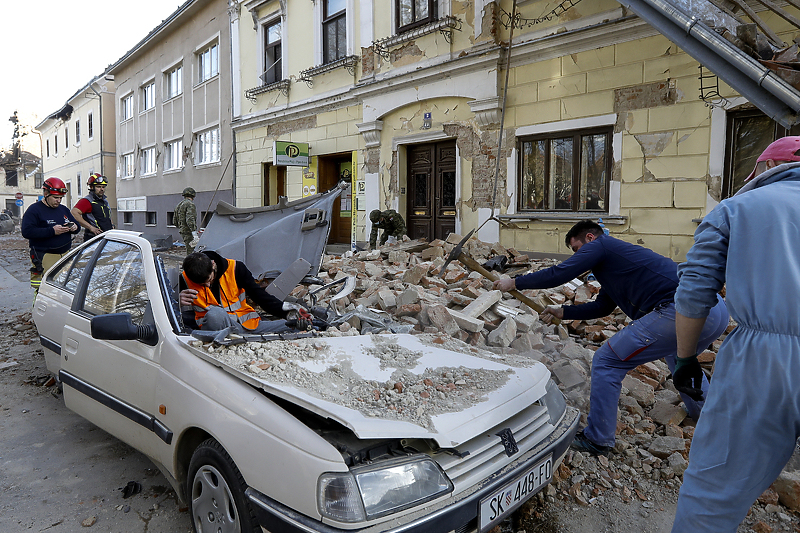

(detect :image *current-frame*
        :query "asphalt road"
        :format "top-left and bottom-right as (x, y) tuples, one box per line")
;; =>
(0, 235), (191, 533)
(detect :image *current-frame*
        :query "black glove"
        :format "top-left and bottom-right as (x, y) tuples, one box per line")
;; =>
(286, 308), (313, 331)
(673, 355), (704, 401)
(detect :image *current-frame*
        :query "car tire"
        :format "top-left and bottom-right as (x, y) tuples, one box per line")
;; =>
(187, 438), (259, 533)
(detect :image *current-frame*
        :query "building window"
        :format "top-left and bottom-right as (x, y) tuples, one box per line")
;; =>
(397, 0), (436, 32)
(167, 211), (176, 226)
(123, 212), (133, 224)
(46, 139), (50, 158)
(323, 0), (346, 64)
(262, 20), (282, 85)
(121, 153), (135, 178)
(65, 127), (69, 150)
(165, 139), (183, 170)
(518, 128), (611, 212)
(166, 65), (183, 99)
(198, 43), (219, 83)
(75, 120), (80, 144)
(121, 94), (134, 121)
(141, 82), (156, 111)
(145, 211), (157, 226)
(88, 112), (94, 139)
(723, 109), (800, 198)
(195, 128), (220, 165)
(54, 134), (58, 155)
(35, 173), (43, 188)
(141, 147), (157, 176)
(77, 172), (81, 196)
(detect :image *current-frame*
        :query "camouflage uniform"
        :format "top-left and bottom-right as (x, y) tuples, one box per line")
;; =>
(175, 197), (198, 254)
(369, 209), (407, 248)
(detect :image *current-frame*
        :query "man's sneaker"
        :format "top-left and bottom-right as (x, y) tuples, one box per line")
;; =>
(570, 430), (610, 457)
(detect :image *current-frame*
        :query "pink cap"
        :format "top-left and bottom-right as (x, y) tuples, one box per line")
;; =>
(746, 136), (800, 181)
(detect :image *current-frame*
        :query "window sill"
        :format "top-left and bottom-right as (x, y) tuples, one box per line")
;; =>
(298, 55), (359, 87)
(141, 173), (157, 178)
(498, 213), (627, 224)
(372, 16), (462, 59)
(164, 94), (183, 102)
(163, 168), (183, 175)
(194, 74), (219, 88)
(245, 79), (290, 102)
(195, 161), (221, 169)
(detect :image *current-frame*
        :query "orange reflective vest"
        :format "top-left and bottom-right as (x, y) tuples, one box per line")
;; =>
(183, 258), (260, 330)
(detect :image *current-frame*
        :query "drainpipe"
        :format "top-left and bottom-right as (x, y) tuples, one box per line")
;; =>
(619, 0), (800, 127)
(87, 81), (104, 178)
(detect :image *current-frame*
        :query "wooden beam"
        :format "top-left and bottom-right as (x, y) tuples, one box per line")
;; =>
(726, 0), (787, 46)
(752, 0), (800, 31)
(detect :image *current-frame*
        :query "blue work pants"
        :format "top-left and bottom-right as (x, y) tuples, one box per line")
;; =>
(583, 295), (729, 447)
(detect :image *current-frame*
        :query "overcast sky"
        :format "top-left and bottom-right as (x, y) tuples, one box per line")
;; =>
(0, 0), (186, 151)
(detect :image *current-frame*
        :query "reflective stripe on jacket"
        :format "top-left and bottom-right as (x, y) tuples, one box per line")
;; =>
(182, 258), (260, 330)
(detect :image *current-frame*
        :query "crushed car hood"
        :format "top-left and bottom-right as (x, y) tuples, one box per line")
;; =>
(184, 333), (550, 448)
(195, 183), (345, 279)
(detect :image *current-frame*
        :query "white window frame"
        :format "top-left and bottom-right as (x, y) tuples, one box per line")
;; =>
(259, 16), (284, 85)
(88, 111), (94, 140)
(54, 133), (58, 155)
(165, 139), (184, 171)
(165, 63), (183, 100)
(197, 42), (219, 84)
(314, 0), (354, 65)
(75, 119), (81, 146)
(121, 153), (135, 179)
(140, 146), (157, 176)
(121, 93), (134, 122)
(195, 127), (220, 165)
(141, 81), (156, 112)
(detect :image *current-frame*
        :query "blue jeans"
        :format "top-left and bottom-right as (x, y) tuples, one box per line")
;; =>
(583, 294), (729, 447)
(203, 306), (293, 334)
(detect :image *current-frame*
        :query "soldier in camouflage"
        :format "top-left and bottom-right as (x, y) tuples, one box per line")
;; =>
(175, 187), (198, 254)
(369, 209), (406, 248)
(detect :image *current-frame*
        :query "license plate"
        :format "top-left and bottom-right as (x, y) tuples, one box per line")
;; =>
(478, 455), (552, 532)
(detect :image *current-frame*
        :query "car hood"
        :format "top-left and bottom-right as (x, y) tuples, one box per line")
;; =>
(184, 333), (550, 448)
(195, 183), (345, 279)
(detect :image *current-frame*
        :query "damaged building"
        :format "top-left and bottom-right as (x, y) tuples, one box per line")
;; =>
(231, 0), (800, 259)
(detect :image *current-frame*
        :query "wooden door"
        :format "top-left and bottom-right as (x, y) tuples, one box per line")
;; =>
(318, 155), (353, 244)
(406, 141), (456, 242)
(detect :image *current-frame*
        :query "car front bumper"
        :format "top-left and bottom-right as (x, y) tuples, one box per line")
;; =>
(245, 406), (580, 533)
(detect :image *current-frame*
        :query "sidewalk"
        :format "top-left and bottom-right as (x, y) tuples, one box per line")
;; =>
(0, 262), (34, 315)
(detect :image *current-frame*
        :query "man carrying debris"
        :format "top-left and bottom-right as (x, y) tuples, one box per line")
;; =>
(178, 250), (312, 334)
(369, 209), (406, 248)
(175, 187), (199, 254)
(493, 219), (729, 457)
(672, 136), (800, 532)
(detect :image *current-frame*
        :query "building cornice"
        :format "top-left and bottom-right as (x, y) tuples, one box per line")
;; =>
(232, 12), (654, 133)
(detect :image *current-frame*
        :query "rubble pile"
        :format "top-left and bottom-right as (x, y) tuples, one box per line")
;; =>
(285, 235), (800, 530)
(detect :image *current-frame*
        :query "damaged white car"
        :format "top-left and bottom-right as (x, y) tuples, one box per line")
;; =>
(33, 189), (578, 533)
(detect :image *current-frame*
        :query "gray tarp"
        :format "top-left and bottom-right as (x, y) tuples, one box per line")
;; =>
(195, 183), (345, 280)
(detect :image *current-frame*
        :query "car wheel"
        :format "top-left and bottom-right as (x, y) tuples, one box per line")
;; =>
(187, 438), (259, 533)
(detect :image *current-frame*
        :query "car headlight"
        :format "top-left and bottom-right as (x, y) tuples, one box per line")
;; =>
(542, 378), (567, 426)
(318, 456), (453, 522)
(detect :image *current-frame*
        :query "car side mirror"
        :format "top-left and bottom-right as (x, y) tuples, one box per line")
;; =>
(91, 313), (158, 346)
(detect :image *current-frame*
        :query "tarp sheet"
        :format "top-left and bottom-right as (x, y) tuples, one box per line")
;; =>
(195, 184), (344, 280)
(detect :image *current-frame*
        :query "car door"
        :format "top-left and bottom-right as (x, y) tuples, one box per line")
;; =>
(59, 238), (166, 459)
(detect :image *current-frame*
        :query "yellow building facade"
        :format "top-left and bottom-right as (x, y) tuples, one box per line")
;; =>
(231, 0), (799, 259)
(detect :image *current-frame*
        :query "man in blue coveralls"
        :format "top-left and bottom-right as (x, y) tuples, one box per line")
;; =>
(494, 220), (729, 456)
(672, 136), (800, 532)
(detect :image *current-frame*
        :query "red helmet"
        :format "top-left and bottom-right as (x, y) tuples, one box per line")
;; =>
(87, 173), (108, 187)
(43, 177), (68, 196)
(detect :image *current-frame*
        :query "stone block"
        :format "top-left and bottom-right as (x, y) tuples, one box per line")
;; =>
(773, 471), (800, 512)
(619, 395), (645, 418)
(377, 290), (397, 310)
(622, 375), (655, 407)
(667, 451), (688, 476)
(487, 317), (517, 347)
(426, 304), (460, 337)
(648, 400), (687, 427)
(462, 290), (503, 318)
(587, 63), (644, 92)
(673, 180), (708, 208)
(402, 265), (428, 285)
(448, 309), (485, 334)
(551, 361), (586, 390)
(421, 246), (445, 260)
(621, 182), (673, 208)
(510, 333), (532, 353)
(647, 436), (687, 459)
(388, 250), (410, 264)
(395, 303), (421, 317)
(512, 313), (537, 333)
(398, 286), (421, 306)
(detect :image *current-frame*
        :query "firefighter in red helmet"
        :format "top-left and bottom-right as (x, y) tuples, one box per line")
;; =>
(72, 173), (114, 242)
(21, 178), (81, 295)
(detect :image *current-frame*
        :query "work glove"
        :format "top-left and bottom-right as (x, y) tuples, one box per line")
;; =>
(190, 231), (200, 247)
(286, 308), (313, 331)
(673, 354), (704, 401)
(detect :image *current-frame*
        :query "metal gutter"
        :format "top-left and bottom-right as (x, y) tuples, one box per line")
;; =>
(618, 0), (800, 128)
